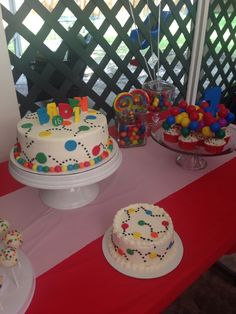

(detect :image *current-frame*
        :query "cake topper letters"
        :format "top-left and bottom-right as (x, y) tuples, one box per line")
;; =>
(36, 97), (88, 125)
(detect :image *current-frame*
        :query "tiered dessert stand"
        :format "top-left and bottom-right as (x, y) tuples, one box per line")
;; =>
(9, 139), (122, 210)
(151, 125), (236, 170)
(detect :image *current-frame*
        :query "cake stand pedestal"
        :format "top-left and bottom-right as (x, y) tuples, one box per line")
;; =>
(175, 154), (207, 170)
(9, 140), (122, 210)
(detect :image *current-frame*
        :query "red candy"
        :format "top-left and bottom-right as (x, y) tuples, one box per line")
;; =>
(162, 221), (169, 227)
(121, 223), (129, 230)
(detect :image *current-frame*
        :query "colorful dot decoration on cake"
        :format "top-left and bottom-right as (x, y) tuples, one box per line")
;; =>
(65, 140), (77, 151)
(21, 123), (33, 129)
(120, 205), (170, 242)
(13, 138), (114, 174)
(109, 203), (176, 267)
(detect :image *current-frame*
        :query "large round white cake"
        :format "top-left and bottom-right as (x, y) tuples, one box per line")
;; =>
(107, 203), (176, 272)
(13, 107), (113, 174)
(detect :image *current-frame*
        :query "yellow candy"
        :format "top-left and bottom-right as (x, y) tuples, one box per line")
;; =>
(198, 112), (203, 121)
(149, 252), (157, 259)
(202, 126), (213, 137)
(180, 112), (188, 118)
(32, 164), (38, 171)
(39, 131), (52, 137)
(133, 232), (141, 239)
(181, 117), (191, 127)
(152, 97), (159, 107)
(90, 160), (95, 166)
(175, 114), (183, 124)
(62, 165), (68, 172)
(128, 208), (136, 214)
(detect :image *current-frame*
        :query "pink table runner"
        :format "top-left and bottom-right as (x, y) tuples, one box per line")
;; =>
(1, 137), (235, 277)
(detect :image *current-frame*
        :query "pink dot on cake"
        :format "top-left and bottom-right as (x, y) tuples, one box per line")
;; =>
(204, 138), (226, 154)
(163, 125), (181, 143)
(178, 133), (199, 150)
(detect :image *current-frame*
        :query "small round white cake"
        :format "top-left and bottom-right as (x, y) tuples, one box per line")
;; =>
(108, 203), (175, 271)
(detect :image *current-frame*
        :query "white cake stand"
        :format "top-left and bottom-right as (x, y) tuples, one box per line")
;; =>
(0, 251), (35, 314)
(9, 140), (122, 210)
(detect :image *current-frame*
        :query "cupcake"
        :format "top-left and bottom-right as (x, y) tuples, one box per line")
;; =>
(204, 138), (226, 154)
(178, 133), (199, 150)
(163, 125), (181, 143)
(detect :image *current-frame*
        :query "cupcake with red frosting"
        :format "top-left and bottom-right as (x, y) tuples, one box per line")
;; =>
(204, 137), (226, 154)
(163, 125), (181, 143)
(178, 133), (199, 150)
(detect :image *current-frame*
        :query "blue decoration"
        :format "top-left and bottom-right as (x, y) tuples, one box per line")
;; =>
(37, 165), (43, 172)
(145, 210), (152, 216)
(210, 122), (220, 133)
(85, 115), (96, 120)
(67, 164), (74, 171)
(189, 121), (199, 131)
(65, 140), (77, 151)
(37, 107), (49, 125)
(166, 115), (175, 126)
(226, 112), (235, 123)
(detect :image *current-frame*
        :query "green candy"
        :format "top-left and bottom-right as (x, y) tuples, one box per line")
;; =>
(36, 152), (47, 164)
(215, 129), (225, 139)
(138, 220), (146, 226)
(52, 115), (63, 126)
(181, 127), (190, 138)
(127, 249), (134, 255)
(162, 121), (170, 130)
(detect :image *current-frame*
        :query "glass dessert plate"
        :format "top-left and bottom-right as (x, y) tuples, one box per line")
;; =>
(151, 124), (236, 170)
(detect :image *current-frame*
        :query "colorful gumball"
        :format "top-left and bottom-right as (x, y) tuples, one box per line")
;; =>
(186, 105), (196, 114)
(226, 112), (235, 123)
(202, 126), (213, 137)
(198, 120), (205, 130)
(200, 101), (209, 109)
(181, 127), (190, 137)
(175, 114), (183, 124)
(166, 115), (175, 125)
(198, 112), (204, 121)
(218, 118), (228, 128)
(217, 103), (226, 111)
(210, 122), (220, 133)
(180, 112), (188, 119)
(162, 120), (170, 130)
(181, 117), (190, 128)
(178, 100), (188, 109)
(215, 128), (226, 139)
(189, 120), (199, 131)
(218, 108), (229, 118)
(189, 111), (199, 121)
(170, 106), (180, 116)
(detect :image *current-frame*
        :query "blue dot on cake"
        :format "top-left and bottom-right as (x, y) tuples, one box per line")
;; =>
(65, 140), (77, 151)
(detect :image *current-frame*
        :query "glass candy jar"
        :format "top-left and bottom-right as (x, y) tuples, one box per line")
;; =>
(115, 110), (147, 148)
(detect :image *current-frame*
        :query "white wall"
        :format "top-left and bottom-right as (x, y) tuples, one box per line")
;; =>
(0, 6), (20, 162)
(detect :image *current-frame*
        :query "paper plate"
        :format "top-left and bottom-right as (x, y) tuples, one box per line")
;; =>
(0, 251), (35, 314)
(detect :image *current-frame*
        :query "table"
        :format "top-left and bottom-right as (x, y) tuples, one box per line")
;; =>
(1, 136), (236, 314)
